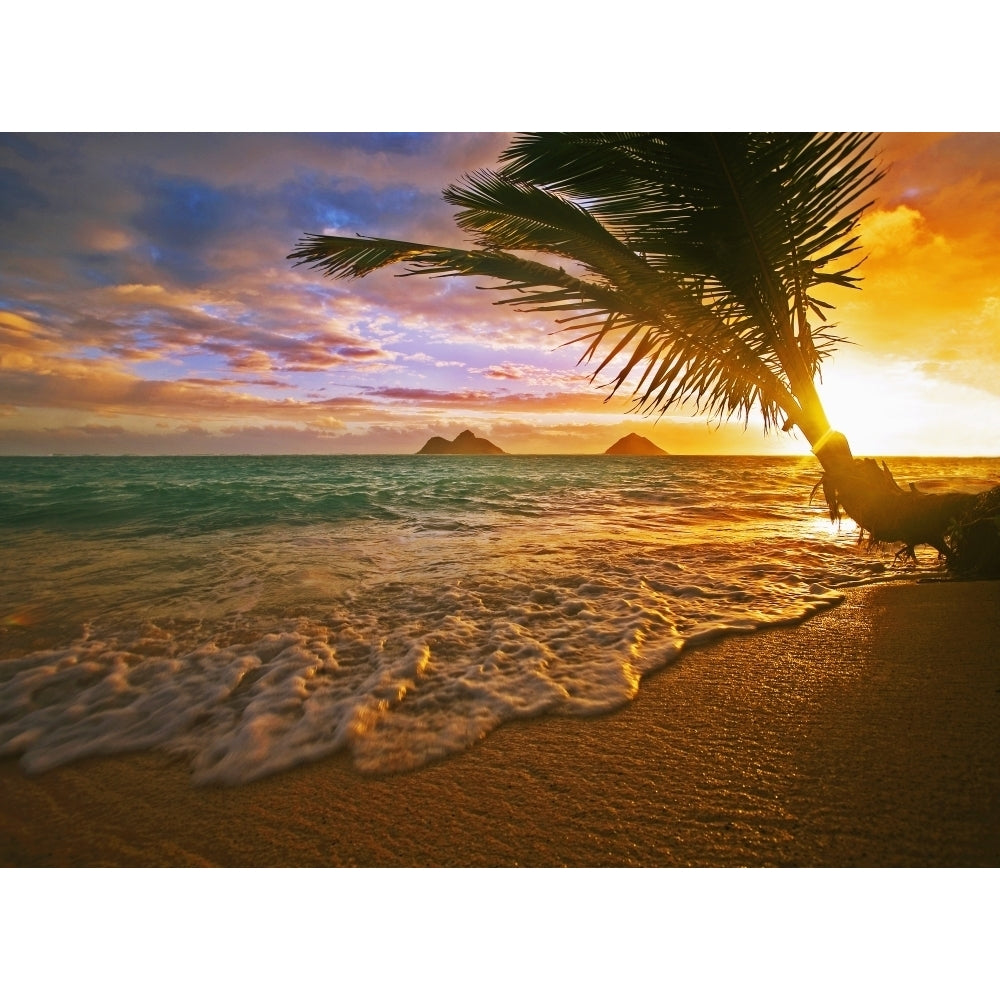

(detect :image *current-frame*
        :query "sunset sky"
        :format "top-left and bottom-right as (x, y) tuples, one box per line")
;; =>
(2, 132), (999, 456)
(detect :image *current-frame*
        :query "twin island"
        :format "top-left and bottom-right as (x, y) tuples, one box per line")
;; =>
(416, 429), (669, 456)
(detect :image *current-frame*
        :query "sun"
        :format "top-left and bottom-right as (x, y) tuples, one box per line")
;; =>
(818, 349), (1000, 457)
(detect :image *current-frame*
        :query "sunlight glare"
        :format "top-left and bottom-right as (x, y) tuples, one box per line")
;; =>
(819, 351), (1000, 456)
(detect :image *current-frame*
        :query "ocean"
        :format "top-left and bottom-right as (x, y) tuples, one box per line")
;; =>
(1, 454), (997, 784)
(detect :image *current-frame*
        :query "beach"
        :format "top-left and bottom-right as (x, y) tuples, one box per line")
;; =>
(2, 579), (997, 867)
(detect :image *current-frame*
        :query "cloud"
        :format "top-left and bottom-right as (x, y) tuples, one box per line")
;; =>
(477, 365), (523, 380)
(65, 423), (128, 436)
(860, 205), (938, 258)
(204, 329), (395, 374)
(469, 362), (589, 387)
(364, 386), (494, 404)
(0, 320), (388, 424)
(0, 422), (366, 456)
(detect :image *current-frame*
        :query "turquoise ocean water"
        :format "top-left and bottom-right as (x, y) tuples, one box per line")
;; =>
(1, 454), (997, 783)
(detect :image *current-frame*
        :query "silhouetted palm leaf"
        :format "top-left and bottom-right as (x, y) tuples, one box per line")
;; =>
(289, 132), (882, 445)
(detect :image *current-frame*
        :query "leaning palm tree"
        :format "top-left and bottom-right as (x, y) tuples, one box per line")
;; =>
(289, 132), (998, 574)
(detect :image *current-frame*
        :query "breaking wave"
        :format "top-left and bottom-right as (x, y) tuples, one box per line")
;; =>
(1, 454), (995, 782)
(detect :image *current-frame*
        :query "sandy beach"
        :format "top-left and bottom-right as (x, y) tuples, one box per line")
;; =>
(1, 579), (997, 867)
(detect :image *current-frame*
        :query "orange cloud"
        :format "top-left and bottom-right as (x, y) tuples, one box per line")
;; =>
(860, 205), (939, 259)
(823, 137), (1000, 416)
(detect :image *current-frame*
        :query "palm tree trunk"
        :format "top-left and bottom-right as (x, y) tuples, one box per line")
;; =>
(794, 403), (980, 568)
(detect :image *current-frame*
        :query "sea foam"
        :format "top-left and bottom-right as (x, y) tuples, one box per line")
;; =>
(2, 454), (995, 782)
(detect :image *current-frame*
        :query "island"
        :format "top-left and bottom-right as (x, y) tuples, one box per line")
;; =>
(416, 429), (506, 455)
(604, 433), (670, 456)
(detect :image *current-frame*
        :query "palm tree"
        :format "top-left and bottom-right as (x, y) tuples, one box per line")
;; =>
(289, 132), (997, 574)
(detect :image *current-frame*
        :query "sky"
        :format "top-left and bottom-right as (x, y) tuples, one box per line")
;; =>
(2, 131), (1000, 456)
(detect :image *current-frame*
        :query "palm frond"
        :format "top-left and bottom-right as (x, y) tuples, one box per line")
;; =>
(289, 132), (884, 446)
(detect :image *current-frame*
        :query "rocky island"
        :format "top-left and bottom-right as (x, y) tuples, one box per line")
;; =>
(417, 429), (506, 455)
(604, 433), (670, 456)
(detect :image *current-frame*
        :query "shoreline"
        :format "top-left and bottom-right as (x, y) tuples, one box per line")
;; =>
(2, 579), (998, 866)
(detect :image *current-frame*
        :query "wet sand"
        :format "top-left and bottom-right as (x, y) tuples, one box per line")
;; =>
(1, 580), (998, 866)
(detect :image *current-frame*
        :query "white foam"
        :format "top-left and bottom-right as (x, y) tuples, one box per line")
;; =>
(0, 555), (848, 784)
(3, 454), (966, 784)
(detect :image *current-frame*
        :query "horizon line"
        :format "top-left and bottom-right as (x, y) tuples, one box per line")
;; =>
(3, 452), (999, 460)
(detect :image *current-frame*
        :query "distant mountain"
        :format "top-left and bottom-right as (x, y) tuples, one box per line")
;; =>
(417, 429), (506, 455)
(604, 433), (670, 456)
